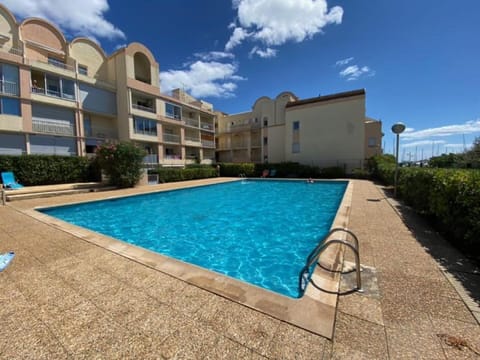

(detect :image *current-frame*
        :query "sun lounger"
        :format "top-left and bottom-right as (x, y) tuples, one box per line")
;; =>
(1, 172), (24, 189)
(0, 251), (15, 271)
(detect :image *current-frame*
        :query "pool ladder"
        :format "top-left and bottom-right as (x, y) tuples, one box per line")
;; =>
(298, 228), (362, 295)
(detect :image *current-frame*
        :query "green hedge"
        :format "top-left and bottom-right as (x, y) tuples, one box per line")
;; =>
(0, 155), (99, 186)
(370, 155), (480, 259)
(151, 166), (217, 183)
(219, 162), (345, 178)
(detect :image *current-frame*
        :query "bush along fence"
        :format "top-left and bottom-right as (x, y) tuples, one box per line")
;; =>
(369, 155), (480, 260)
(218, 162), (347, 179)
(149, 165), (218, 183)
(0, 155), (99, 186)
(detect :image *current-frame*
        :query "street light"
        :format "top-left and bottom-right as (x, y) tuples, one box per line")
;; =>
(391, 122), (406, 197)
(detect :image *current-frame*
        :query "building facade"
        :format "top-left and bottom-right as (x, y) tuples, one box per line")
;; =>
(216, 90), (382, 172)
(0, 5), (216, 166)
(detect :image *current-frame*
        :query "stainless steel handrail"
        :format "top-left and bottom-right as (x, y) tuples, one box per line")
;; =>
(299, 228), (362, 295)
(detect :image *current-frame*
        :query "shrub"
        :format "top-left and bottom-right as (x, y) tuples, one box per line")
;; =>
(95, 142), (146, 188)
(0, 155), (97, 186)
(152, 166), (217, 183)
(218, 163), (255, 177)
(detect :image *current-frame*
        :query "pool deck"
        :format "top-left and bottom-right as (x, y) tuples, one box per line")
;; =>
(1, 179), (479, 358)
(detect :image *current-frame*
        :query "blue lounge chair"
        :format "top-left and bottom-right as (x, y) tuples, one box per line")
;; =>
(1, 172), (24, 189)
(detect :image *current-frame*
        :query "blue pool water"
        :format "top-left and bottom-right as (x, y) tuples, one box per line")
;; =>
(40, 180), (347, 298)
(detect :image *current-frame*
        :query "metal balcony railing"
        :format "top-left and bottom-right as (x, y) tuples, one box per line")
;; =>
(0, 80), (19, 96)
(47, 58), (75, 72)
(184, 117), (199, 127)
(200, 123), (214, 131)
(163, 133), (181, 143)
(0, 46), (23, 56)
(32, 119), (75, 136)
(185, 136), (201, 143)
(132, 103), (155, 113)
(201, 140), (215, 148)
(143, 154), (158, 164)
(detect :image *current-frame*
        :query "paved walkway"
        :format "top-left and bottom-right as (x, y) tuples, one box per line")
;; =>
(0, 179), (479, 359)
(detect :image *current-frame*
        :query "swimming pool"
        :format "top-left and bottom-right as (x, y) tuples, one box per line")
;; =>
(40, 180), (347, 298)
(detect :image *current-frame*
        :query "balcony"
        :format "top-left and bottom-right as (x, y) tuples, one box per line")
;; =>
(85, 126), (118, 140)
(0, 80), (19, 96)
(185, 135), (201, 145)
(32, 119), (75, 136)
(200, 122), (214, 131)
(184, 117), (199, 127)
(201, 139), (215, 148)
(132, 103), (155, 113)
(0, 46), (23, 57)
(163, 133), (181, 143)
(32, 86), (75, 101)
(143, 154), (158, 164)
(47, 57), (75, 72)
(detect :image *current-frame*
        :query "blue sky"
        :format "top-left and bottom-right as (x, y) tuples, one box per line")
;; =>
(4, 0), (480, 160)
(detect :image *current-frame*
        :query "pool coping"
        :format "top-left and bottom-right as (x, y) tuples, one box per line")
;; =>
(20, 178), (352, 339)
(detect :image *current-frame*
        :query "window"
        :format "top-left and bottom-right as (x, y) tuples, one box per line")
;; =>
(292, 121), (300, 153)
(165, 103), (181, 120)
(44, 75), (75, 100)
(368, 137), (377, 147)
(0, 63), (19, 96)
(0, 97), (20, 116)
(263, 117), (268, 127)
(133, 116), (157, 136)
(84, 115), (92, 137)
(61, 79), (75, 100)
(263, 137), (268, 145)
(48, 56), (67, 69)
(78, 64), (88, 76)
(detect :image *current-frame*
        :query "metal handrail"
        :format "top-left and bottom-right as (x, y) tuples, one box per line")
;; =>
(299, 228), (361, 295)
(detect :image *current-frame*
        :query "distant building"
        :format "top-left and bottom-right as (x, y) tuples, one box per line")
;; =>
(216, 90), (382, 172)
(0, 4), (216, 166)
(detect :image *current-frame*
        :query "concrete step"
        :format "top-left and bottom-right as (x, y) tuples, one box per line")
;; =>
(3, 183), (116, 202)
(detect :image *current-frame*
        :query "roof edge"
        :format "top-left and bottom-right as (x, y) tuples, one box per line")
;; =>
(285, 89), (365, 108)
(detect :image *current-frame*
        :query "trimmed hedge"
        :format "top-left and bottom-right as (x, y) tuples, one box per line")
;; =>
(151, 166), (217, 183)
(0, 155), (99, 186)
(370, 155), (480, 259)
(219, 162), (345, 179)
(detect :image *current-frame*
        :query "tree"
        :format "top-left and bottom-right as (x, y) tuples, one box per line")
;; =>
(95, 142), (146, 188)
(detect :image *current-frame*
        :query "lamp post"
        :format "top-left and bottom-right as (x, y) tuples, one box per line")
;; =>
(391, 122), (406, 197)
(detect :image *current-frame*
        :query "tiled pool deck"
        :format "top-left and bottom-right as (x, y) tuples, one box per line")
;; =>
(1, 179), (479, 358)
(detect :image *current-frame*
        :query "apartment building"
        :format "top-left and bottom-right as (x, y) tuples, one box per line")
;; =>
(0, 4), (216, 167)
(216, 90), (382, 171)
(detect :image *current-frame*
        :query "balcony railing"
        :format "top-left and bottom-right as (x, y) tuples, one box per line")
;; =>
(200, 123), (214, 131)
(0, 46), (23, 56)
(132, 103), (155, 113)
(164, 154), (182, 160)
(184, 117), (199, 127)
(47, 58), (75, 72)
(143, 154), (158, 164)
(185, 136), (201, 143)
(32, 86), (75, 101)
(163, 133), (181, 143)
(32, 119), (75, 136)
(201, 140), (215, 148)
(0, 80), (19, 96)
(85, 127), (118, 139)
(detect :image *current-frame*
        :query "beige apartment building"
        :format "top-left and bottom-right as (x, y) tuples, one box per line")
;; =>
(216, 90), (382, 172)
(0, 4), (216, 166)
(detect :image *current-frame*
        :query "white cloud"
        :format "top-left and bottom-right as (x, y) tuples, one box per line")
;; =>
(3, 0), (125, 40)
(194, 51), (234, 61)
(226, 0), (342, 50)
(335, 57), (354, 67)
(402, 140), (446, 148)
(160, 61), (246, 98)
(339, 65), (375, 81)
(249, 46), (277, 58)
(402, 119), (480, 139)
(225, 27), (251, 51)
